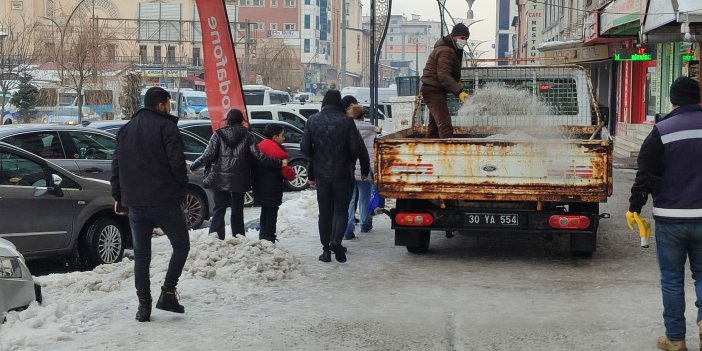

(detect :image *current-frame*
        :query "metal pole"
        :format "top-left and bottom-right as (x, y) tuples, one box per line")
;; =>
(415, 41), (419, 75)
(341, 0), (346, 89)
(244, 20), (250, 85)
(370, 0), (376, 124)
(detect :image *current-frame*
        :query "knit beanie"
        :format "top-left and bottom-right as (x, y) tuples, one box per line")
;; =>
(670, 76), (701, 106)
(451, 23), (470, 37)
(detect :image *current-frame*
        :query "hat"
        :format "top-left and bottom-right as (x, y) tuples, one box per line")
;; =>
(341, 95), (358, 110)
(451, 23), (470, 37)
(670, 76), (701, 106)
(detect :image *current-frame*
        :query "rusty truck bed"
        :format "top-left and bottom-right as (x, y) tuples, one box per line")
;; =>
(375, 125), (613, 203)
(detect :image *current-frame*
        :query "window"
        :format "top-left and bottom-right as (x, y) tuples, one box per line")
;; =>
(192, 47), (201, 66)
(254, 23), (264, 30)
(278, 112), (305, 129)
(139, 45), (147, 64)
(251, 111), (273, 120)
(244, 91), (265, 105)
(304, 15), (310, 29)
(271, 0), (278, 6)
(154, 46), (162, 63)
(183, 125), (214, 141)
(253, 0), (264, 6)
(0, 150), (47, 187)
(239, 0), (250, 5)
(180, 132), (206, 154)
(284, 0), (295, 7)
(3, 132), (65, 159)
(303, 39), (310, 53)
(305, 0), (310, 4)
(298, 109), (318, 118)
(282, 126), (303, 143)
(284, 23), (296, 30)
(166, 46), (176, 64)
(269, 93), (289, 104)
(315, 16), (319, 30)
(270, 23), (278, 30)
(66, 132), (115, 160)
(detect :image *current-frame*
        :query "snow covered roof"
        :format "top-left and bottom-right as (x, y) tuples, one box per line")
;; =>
(536, 40), (584, 52)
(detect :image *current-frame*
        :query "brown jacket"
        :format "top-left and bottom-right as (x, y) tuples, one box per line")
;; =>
(420, 37), (464, 95)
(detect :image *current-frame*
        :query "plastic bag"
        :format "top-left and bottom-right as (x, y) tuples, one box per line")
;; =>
(367, 186), (381, 214)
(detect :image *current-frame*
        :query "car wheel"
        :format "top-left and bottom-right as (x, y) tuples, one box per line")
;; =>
(244, 191), (254, 207)
(285, 160), (309, 191)
(81, 217), (125, 267)
(184, 188), (206, 230)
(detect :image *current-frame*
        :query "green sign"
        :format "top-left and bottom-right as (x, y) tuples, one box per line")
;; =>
(682, 54), (695, 62)
(614, 53), (652, 61)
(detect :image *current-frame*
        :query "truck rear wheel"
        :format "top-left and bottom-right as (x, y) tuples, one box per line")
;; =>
(402, 230), (430, 253)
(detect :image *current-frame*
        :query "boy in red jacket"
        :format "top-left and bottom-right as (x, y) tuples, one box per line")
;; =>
(253, 124), (296, 242)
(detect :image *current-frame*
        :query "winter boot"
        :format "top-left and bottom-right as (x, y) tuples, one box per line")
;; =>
(135, 299), (152, 322)
(656, 336), (688, 351)
(156, 286), (185, 313)
(318, 249), (332, 262)
(330, 241), (347, 263)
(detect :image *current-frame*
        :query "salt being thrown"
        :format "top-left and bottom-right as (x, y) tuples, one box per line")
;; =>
(455, 83), (555, 127)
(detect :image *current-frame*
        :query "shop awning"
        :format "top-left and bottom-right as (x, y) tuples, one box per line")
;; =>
(600, 0), (642, 36)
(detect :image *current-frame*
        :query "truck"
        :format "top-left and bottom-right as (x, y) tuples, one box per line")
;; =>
(376, 65), (613, 257)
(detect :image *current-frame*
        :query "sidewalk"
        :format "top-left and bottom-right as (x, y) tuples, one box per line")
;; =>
(613, 155), (637, 170)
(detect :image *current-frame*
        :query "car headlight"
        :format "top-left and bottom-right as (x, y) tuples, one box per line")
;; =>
(0, 257), (23, 279)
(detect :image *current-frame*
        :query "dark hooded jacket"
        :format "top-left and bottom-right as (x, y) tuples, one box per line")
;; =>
(420, 36), (464, 95)
(111, 108), (187, 207)
(190, 125), (281, 193)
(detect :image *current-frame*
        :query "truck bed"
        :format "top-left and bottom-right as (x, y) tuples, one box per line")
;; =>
(375, 125), (613, 203)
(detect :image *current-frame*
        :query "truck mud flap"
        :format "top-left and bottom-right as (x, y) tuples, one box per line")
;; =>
(395, 229), (429, 247)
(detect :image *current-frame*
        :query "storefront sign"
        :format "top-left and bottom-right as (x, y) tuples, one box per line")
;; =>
(544, 45), (610, 63)
(142, 68), (188, 78)
(683, 54), (695, 62)
(600, 0), (641, 34)
(524, 0), (544, 64)
(583, 11), (599, 43)
(267, 30), (299, 39)
(614, 48), (652, 61)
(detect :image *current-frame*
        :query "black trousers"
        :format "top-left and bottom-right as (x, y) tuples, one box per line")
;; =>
(210, 191), (245, 240)
(259, 205), (279, 241)
(315, 176), (354, 250)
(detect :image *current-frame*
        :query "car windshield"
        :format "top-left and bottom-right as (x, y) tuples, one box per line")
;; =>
(185, 97), (207, 106)
(244, 91), (264, 105)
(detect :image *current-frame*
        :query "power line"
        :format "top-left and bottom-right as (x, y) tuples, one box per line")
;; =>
(525, 0), (702, 16)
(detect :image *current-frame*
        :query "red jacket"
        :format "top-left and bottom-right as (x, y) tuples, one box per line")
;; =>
(257, 139), (296, 181)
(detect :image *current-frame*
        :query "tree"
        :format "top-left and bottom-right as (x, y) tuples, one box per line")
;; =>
(251, 40), (303, 90)
(0, 16), (39, 118)
(9, 74), (38, 123)
(121, 71), (142, 119)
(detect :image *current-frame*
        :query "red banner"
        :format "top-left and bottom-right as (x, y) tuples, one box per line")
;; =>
(195, 0), (247, 131)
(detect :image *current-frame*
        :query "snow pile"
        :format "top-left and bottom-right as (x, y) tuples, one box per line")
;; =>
(185, 232), (303, 283)
(276, 190), (319, 238)
(485, 130), (538, 141)
(0, 303), (93, 350)
(456, 83), (554, 127)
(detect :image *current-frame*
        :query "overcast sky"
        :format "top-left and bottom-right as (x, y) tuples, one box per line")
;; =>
(362, 0), (497, 59)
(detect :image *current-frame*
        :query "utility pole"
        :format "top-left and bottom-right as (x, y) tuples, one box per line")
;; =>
(341, 0), (346, 89)
(244, 20), (250, 85)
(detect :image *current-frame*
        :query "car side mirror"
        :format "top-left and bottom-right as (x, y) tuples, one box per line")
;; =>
(50, 174), (64, 197)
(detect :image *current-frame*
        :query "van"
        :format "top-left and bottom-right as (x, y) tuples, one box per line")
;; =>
(340, 86), (398, 105)
(246, 105), (308, 130)
(178, 90), (208, 118)
(279, 102), (322, 118)
(243, 85), (291, 105)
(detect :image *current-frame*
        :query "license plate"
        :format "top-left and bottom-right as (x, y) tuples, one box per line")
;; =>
(464, 213), (519, 226)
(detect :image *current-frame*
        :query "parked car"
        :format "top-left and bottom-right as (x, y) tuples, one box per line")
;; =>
(178, 119), (310, 191)
(200, 105), (309, 131)
(0, 142), (128, 267)
(0, 238), (42, 320)
(0, 125), (213, 230)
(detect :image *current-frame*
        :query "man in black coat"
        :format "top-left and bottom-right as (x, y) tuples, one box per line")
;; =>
(301, 90), (370, 263)
(111, 87), (190, 322)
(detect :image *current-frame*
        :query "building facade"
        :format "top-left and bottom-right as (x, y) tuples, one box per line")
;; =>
(495, 0), (518, 65)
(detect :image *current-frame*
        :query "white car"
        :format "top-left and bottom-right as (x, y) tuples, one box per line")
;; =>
(0, 238), (41, 320)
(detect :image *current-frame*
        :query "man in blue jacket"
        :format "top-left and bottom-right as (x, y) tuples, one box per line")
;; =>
(628, 76), (702, 351)
(111, 87), (190, 322)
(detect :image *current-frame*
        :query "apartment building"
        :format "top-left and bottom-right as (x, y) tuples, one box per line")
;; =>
(494, 0), (518, 65)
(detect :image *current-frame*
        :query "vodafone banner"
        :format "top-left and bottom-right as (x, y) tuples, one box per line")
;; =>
(195, 0), (247, 131)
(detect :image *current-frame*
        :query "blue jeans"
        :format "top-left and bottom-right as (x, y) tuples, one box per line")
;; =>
(128, 204), (191, 302)
(655, 221), (702, 340)
(344, 180), (373, 237)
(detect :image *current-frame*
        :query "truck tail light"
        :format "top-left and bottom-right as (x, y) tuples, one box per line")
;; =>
(395, 212), (434, 227)
(548, 215), (591, 229)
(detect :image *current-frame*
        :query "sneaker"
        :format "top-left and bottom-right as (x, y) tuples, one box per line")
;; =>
(318, 249), (332, 262)
(156, 286), (185, 314)
(135, 299), (152, 322)
(656, 336), (688, 351)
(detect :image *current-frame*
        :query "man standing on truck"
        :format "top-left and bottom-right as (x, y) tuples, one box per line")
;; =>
(627, 76), (702, 351)
(420, 23), (470, 138)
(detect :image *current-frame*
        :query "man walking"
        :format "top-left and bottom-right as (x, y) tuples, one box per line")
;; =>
(628, 76), (702, 351)
(301, 90), (370, 263)
(420, 23), (471, 138)
(111, 87), (190, 322)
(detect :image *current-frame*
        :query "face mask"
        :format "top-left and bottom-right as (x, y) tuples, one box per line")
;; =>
(455, 39), (467, 50)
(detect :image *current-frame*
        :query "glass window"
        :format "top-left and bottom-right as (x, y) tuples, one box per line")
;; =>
(3, 132), (65, 159)
(304, 39), (310, 53)
(183, 125), (214, 141)
(251, 111), (273, 120)
(269, 93), (288, 104)
(304, 15), (310, 29)
(284, 23), (295, 30)
(0, 150), (47, 187)
(66, 132), (115, 160)
(298, 109), (319, 118)
(180, 132), (207, 154)
(243, 91), (265, 105)
(282, 126), (303, 143)
(278, 112), (305, 129)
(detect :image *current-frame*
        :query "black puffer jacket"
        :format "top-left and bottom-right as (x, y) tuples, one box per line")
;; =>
(111, 108), (187, 207)
(300, 105), (370, 181)
(190, 125), (281, 193)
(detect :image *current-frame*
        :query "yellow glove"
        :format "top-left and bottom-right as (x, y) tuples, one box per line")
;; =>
(626, 211), (651, 248)
(458, 91), (469, 103)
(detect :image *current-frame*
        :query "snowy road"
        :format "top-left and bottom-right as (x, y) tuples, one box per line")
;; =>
(0, 169), (692, 350)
